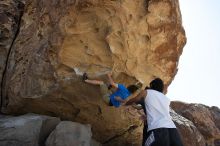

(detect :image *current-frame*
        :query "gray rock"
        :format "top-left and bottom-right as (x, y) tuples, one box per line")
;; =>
(0, 0), (25, 106)
(0, 113), (60, 146)
(46, 121), (92, 146)
(91, 139), (102, 146)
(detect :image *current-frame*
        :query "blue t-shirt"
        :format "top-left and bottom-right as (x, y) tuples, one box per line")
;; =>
(110, 84), (131, 107)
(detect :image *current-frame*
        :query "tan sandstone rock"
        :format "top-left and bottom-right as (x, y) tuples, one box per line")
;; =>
(1, 0), (186, 145)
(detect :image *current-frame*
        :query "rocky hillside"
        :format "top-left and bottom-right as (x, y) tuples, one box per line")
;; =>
(171, 101), (220, 146)
(0, 0), (188, 145)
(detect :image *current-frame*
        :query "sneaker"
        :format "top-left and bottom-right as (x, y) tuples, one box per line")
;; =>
(82, 73), (88, 81)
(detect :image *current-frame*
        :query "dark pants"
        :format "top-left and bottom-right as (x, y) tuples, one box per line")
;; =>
(144, 128), (184, 146)
(142, 124), (148, 146)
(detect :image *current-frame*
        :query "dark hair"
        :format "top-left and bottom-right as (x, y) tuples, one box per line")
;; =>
(150, 78), (164, 92)
(127, 85), (139, 94)
(145, 86), (150, 90)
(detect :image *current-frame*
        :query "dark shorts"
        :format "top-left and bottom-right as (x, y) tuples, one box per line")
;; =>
(109, 100), (113, 106)
(144, 128), (184, 146)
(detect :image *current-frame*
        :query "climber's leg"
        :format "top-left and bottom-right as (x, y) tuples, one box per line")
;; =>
(100, 83), (113, 106)
(83, 73), (104, 85)
(85, 79), (104, 85)
(83, 73), (112, 106)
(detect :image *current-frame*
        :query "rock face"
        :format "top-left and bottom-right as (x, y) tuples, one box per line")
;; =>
(210, 106), (220, 130)
(171, 101), (220, 146)
(0, 113), (60, 146)
(170, 109), (206, 146)
(46, 121), (92, 146)
(0, 0), (24, 107)
(0, 0), (186, 145)
(91, 139), (102, 146)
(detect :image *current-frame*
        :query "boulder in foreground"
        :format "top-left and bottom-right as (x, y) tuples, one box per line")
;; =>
(46, 121), (92, 146)
(0, 113), (60, 146)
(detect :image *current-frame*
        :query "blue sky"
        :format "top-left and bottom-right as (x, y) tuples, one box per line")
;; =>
(167, 0), (220, 108)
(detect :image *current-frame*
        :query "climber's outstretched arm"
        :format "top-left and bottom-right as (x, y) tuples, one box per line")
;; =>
(115, 96), (126, 103)
(125, 90), (147, 106)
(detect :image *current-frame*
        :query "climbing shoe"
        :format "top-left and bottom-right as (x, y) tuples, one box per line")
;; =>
(82, 73), (88, 81)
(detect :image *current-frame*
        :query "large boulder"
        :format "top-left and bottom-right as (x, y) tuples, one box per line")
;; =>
(170, 109), (206, 146)
(1, 0), (186, 145)
(46, 121), (92, 146)
(0, 113), (60, 146)
(171, 101), (220, 145)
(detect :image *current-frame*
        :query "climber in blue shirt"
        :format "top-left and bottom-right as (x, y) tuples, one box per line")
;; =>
(83, 72), (139, 107)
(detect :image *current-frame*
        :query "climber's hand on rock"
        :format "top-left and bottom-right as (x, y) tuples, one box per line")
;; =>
(139, 114), (147, 121)
(121, 100), (128, 106)
(107, 71), (113, 77)
(125, 106), (137, 116)
(139, 114), (147, 124)
(124, 106), (131, 113)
